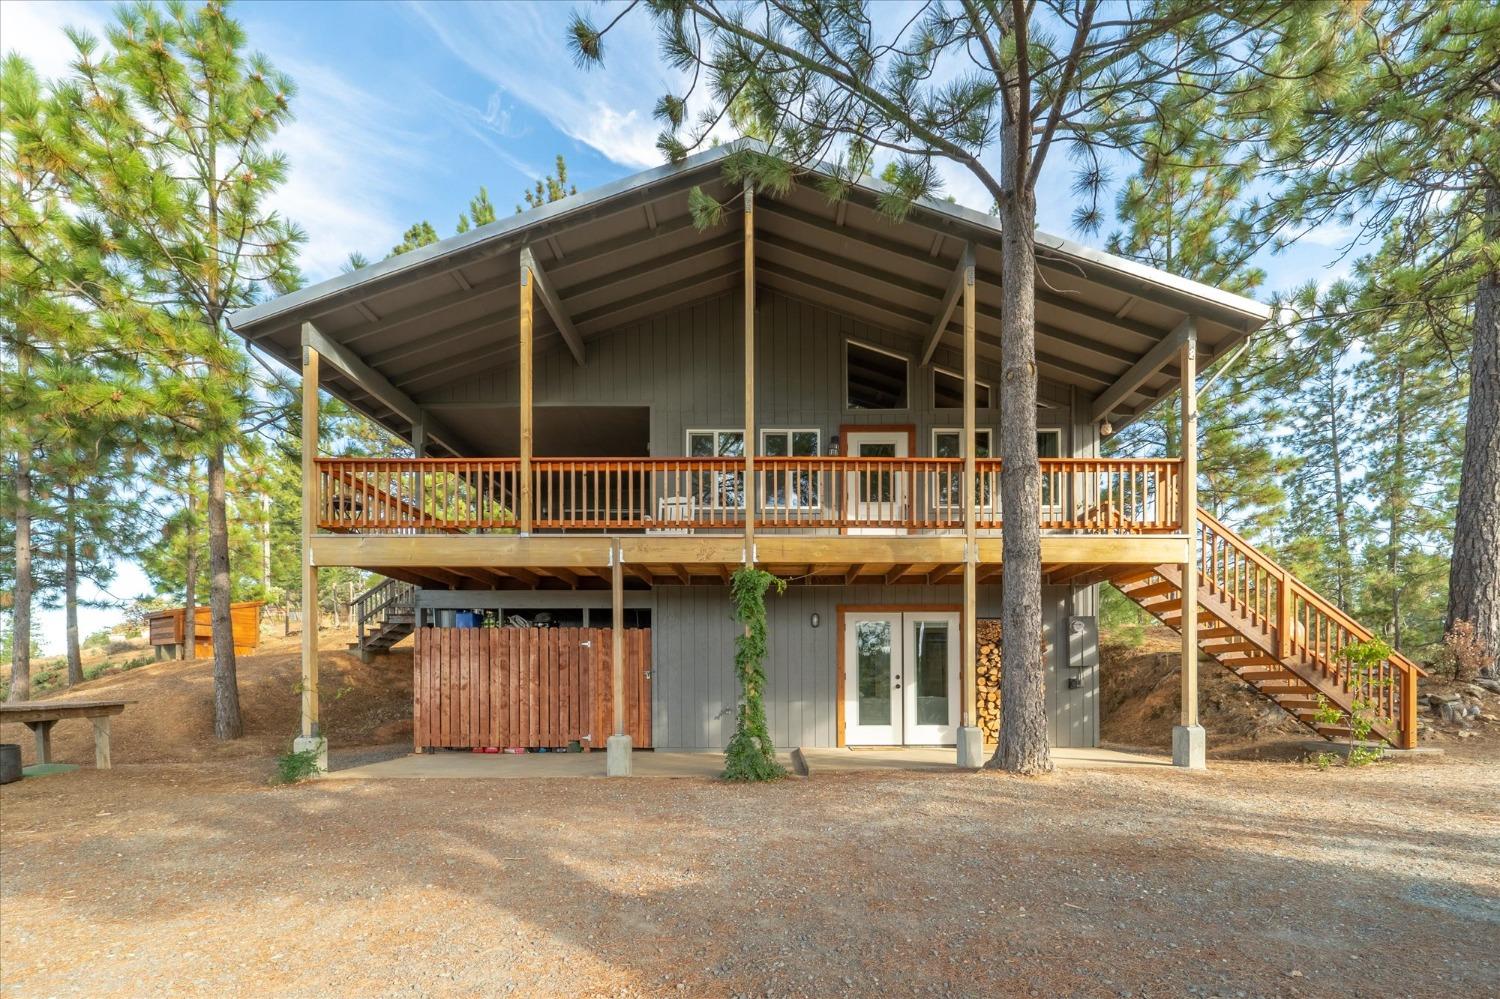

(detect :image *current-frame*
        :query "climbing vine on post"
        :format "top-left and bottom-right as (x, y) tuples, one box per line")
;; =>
(723, 565), (788, 781)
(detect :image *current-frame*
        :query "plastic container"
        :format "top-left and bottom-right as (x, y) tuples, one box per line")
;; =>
(0, 744), (21, 784)
(453, 611), (480, 629)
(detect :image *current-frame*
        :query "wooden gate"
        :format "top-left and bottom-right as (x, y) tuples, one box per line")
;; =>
(413, 627), (651, 750)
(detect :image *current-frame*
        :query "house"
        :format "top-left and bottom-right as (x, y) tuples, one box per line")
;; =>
(227, 142), (1422, 774)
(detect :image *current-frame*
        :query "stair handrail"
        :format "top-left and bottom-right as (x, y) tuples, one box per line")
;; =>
(355, 577), (416, 649)
(1193, 506), (1425, 676)
(1194, 505), (1424, 749)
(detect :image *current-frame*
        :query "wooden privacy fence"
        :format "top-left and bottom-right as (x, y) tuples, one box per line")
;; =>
(318, 456), (1185, 534)
(413, 626), (652, 750)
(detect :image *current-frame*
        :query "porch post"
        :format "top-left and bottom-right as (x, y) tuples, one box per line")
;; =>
(296, 330), (326, 771)
(518, 258), (534, 535)
(411, 412), (426, 458)
(742, 180), (756, 561)
(606, 539), (632, 776)
(1173, 319), (1205, 769)
(957, 244), (982, 769)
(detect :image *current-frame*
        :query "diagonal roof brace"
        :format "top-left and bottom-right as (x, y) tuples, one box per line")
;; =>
(301, 321), (468, 455)
(521, 247), (586, 366)
(920, 242), (973, 368)
(1090, 317), (1194, 422)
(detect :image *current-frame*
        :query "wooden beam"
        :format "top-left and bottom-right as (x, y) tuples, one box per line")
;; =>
(520, 247), (585, 366)
(962, 245), (978, 733)
(300, 322), (465, 454)
(743, 180), (756, 562)
(1179, 320), (1199, 730)
(1091, 318), (1193, 422)
(300, 344), (320, 740)
(519, 259), (534, 534)
(885, 566), (909, 584)
(612, 540), (625, 736)
(920, 243), (970, 368)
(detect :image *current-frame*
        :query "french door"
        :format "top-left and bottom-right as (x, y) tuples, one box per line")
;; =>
(843, 610), (960, 745)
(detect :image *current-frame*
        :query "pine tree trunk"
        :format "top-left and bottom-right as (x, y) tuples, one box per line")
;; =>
(183, 465), (197, 661)
(261, 489), (272, 596)
(8, 429), (32, 703)
(65, 484), (83, 686)
(986, 103), (1051, 775)
(207, 445), (243, 739)
(1447, 183), (1500, 668)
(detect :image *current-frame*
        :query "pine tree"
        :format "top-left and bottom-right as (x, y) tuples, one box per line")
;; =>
(517, 155), (576, 213)
(42, 2), (304, 737)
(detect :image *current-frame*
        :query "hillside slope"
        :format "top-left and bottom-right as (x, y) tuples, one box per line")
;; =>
(5, 632), (413, 767)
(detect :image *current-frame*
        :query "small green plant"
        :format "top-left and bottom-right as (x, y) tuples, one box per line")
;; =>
(722, 565), (788, 782)
(273, 740), (325, 784)
(1309, 751), (1338, 771)
(1311, 638), (1394, 768)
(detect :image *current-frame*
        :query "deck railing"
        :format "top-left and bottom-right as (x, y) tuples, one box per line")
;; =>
(317, 456), (1183, 535)
(1195, 507), (1423, 747)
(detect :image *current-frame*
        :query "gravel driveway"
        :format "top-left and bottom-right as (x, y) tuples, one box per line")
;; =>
(2, 754), (1496, 997)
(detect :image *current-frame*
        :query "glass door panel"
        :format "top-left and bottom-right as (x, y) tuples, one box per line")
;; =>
(903, 613), (960, 743)
(844, 614), (901, 744)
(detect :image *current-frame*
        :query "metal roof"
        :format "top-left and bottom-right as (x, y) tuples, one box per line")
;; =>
(229, 139), (1270, 455)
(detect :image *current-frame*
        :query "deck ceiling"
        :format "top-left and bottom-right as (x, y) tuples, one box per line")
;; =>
(229, 141), (1269, 456)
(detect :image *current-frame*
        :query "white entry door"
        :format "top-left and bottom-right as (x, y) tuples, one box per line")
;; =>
(844, 430), (908, 533)
(844, 611), (960, 745)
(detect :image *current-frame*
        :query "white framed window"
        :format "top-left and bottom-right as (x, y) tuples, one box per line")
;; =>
(685, 429), (745, 509)
(846, 339), (910, 410)
(1037, 428), (1063, 511)
(932, 428), (994, 509)
(761, 429), (821, 508)
(932, 367), (994, 409)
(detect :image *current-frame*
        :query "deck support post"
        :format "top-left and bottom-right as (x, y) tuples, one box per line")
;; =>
(607, 539), (632, 776)
(742, 180), (756, 561)
(1173, 319), (1204, 769)
(297, 335), (326, 772)
(958, 244), (982, 769)
(519, 258), (534, 535)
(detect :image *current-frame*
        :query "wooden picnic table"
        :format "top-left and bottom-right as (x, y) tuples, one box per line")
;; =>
(0, 700), (132, 770)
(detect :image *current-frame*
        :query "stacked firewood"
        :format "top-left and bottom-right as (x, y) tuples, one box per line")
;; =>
(977, 619), (1003, 743)
(975, 620), (1051, 743)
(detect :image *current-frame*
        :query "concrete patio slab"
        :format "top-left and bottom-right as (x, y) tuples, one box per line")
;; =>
(324, 750), (794, 780)
(796, 745), (1173, 773)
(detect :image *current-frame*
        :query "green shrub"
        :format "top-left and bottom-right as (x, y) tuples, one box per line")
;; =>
(1311, 637), (1394, 768)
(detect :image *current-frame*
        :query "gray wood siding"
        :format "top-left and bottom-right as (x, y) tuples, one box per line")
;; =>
(421, 289), (1077, 457)
(652, 582), (1095, 751)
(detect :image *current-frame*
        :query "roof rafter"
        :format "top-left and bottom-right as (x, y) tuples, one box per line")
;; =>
(521, 247), (585, 366)
(1090, 318), (1194, 422)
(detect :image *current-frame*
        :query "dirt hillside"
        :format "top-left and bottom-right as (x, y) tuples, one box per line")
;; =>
(1100, 621), (1500, 758)
(5, 630), (413, 768)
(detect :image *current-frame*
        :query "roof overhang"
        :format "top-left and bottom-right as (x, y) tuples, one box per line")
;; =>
(229, 140), (1270, 453)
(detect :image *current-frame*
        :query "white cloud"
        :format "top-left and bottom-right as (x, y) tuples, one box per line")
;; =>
(0, 0), (106, 82)
(404, 0), (678, 169)
(269, 56), (427, 278)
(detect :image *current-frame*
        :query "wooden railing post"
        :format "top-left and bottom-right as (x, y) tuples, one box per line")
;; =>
(298, 331), (321, 745)
(1400, 664), (1418, 749)
(519, 257), (534, 535)
(1277, 569), (1293, 659)
(742, 180), (756, 559)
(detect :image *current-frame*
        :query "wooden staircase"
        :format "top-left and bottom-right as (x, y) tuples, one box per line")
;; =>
(351, 578), (416, 659)
(1110, 507), (1424, 748)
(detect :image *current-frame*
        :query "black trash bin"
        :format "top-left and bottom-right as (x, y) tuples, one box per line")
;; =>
(0, 743), (21, 784)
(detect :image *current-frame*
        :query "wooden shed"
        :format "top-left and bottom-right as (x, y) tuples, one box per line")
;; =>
(147, 601), (264, 659)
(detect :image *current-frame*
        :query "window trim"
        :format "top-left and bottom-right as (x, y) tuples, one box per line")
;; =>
(845, 338), (912, 411)
(1036, 427), (1063, 458)
(931, 366), (994, 410)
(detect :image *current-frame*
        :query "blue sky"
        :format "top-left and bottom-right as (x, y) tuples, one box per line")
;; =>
(4, 0), (1357, 650)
